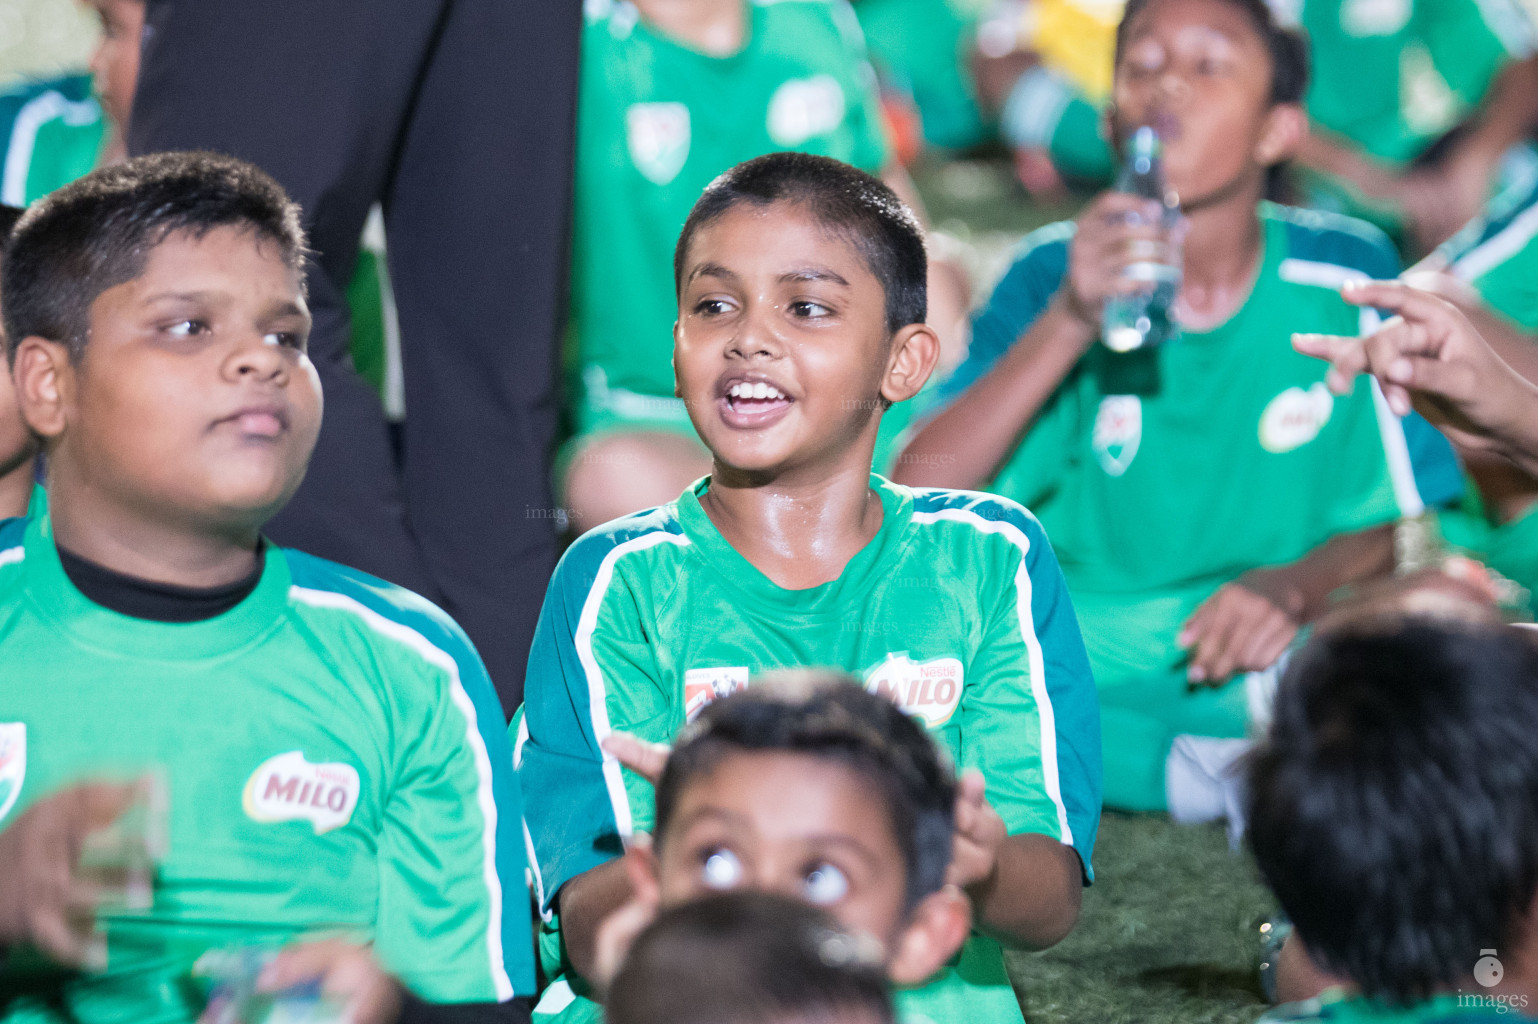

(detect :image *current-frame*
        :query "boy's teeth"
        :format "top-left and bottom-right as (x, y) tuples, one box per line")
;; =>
(729, 381), (786, 400)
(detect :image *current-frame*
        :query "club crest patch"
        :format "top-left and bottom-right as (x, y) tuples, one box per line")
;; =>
(627, 102), (691, 186)
(865, 654), (964, 728)
(1093, 395), (1142, 476)
(242, 751), (360, 835)
(1259, 382), (1334, 453)
(1341, 0), (1411, 35)
(767, 75), (846, 147)
(0, 724), (24, 825)
(684, 667), (750, 722)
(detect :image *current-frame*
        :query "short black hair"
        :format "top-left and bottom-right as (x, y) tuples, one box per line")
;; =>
(673, 152), (927, 335)
(1247, 616), (1538, 1005)
(2, 151), (306, 364)
(606, 891), (895, 1024)
(653, 669), (956, 912)
(1114, 0), (1309, 105)
(0, 205), (23, 254)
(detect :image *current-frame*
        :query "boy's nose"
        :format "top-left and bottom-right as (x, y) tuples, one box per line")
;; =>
(726, 310), (784, 360)
(225, 334), (290, 384)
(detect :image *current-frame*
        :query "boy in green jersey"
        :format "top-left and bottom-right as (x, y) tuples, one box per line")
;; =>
(1248, 605), (1538, 1022)
(607, 892), (897, 1024)
(590, 676), (970, 1018)
(0, 153), (532, 1022)
(896, 0), (1467, 816)
(0, 204), (40, 521)
(517, 153), (1101, 1024)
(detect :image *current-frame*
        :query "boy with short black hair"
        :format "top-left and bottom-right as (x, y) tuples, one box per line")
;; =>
(1248, 608), (1538, 1021)
(517, 151), (1102, 1024)
(0, 152), (532, 1023)
(0, 203), (40, 521)
(606, 891), (896, 1024)
(896, 0), (1464, 818)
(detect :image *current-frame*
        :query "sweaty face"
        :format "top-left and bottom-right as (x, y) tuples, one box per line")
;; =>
(1112, 0), (1278, 208)
(55, 225), (320, 534)
(673, 203), (895, 480)
(88, 0), (145, 131)
(654, 751), (911, 957)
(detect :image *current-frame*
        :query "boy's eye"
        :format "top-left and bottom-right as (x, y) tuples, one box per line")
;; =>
(265, 331), (305, 350)
(789, 300), (833, 319)
(701, 848), (744, 890)
(166, 319), (208, 338)
(802, 862), (849, 905)
(693, 297), (735, 317)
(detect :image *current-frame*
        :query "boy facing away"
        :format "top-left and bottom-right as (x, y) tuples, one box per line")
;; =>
(0, 153), (532, 1023)
(1249, 606), (1538, 1022)
(895, 0), (1464, 816)
(516, 152), (1103, 1023)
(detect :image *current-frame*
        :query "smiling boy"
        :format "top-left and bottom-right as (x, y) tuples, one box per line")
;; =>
(895, 0), (1464, 818)
(516, 152), (1102, 1024)
(0, 153), (531, 1023)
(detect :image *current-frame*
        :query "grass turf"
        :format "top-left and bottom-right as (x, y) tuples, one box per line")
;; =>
(1006, 813), (1280, 1024)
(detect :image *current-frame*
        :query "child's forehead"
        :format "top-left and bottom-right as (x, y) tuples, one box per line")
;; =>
(1120, 0), (1261, 47)
(686, 202), (872, 277)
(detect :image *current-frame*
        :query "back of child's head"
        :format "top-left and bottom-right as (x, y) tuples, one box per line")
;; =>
(1113, 0), (1309, 105)
(0, 205), (22, 253)
(1, 150), (305, 365)
(654, 669), (956, 912)
(1247, 612), (1538, 1005)
(673, 152), (927, 335)
(605, 890), (895, 1024)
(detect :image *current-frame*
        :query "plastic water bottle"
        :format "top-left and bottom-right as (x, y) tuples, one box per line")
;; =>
(1101, 126), (1181, 352)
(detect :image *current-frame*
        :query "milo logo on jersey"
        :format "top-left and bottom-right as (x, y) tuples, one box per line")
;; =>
(1259, 382), (1334, 453)
(0, 723), (25, 825)
(1093, 395), (1142, 476)
(684, 667), (750, 722)
(864, 654), (964, 729)
(243, 751), (361, 834)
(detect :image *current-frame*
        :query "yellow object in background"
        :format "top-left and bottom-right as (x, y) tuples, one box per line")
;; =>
(1020, 0), (1124, 103)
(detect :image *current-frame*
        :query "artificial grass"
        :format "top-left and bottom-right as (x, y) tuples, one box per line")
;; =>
(1007, 812), (1280, 1024)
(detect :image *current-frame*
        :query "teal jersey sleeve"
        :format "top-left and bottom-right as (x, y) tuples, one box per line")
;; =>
(284, 553), (534, 1002)
(909, 489), (1101, 876)
(0, 73), (104, 206)
(516, 512), (686, 913)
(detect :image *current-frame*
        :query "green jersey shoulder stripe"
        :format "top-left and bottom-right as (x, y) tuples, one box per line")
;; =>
(911, 495), (1073, 843)
(1452, 199), (1538, 282)
(282, 550), (527, 1000)
(0, 74), (100, 206)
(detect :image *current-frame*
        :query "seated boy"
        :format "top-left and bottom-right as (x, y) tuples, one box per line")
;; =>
(895, 0), (1464, 817)
(565, 0), (969, 525)
(586, 673), (971, 1014)
(0, 152), (532, 1022)
(599, 675), (966, 1023)
(517, 152), (1102, 1023)
(1247, 602), (1538, 1021)
(0, 203), (40, 521)
(607, 892), (895, 1024)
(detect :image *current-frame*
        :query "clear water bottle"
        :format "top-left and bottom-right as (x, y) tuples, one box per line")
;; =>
(1101, 126), (1181, 353)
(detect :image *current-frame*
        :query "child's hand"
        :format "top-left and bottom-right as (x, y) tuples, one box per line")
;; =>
(1294, 281), (1538, 467)
(1059, 192), (1180, 333)
(602, 732), (672, 787)
(946, 771), (1007, 890)
(1178, 567), (1304, 685)
(0, 780), (140, 967)
(248, 940), (402, 1024)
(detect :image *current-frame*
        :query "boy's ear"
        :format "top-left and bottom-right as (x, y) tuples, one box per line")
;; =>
(881, 323), (941, 405)
(622, 838), (664, 910)
(1254, 102), (1307, 168)
(12, 336), (73, 440)
(887, 885), (972, 987)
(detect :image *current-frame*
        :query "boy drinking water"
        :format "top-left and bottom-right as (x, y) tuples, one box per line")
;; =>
(895, 0), (1463, 818)
(517, 151), (1102, 1023)
(0, 153), (532, 1023)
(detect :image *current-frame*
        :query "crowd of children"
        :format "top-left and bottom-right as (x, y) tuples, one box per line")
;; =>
(2, 0), (1538, 1021)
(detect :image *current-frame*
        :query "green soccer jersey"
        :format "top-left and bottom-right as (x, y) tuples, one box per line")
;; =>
(0, 74), (105, 206)
(1262, 989), (1528, 1022)
(572, 0), (891, 435)
(0, 516), (534, 1022)
(949, 203), (1462, 689)
(851, 0), (991, 150)
(1299, 0), (1534, 168)
(516, 474), (1102, 1024)
(1435, 169), (1538, 330)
